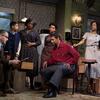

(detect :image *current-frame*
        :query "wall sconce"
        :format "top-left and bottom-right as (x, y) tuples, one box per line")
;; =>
(72, 15), (82, 26)
(21, 1), (27, 22)
(21, 17), (27, 22)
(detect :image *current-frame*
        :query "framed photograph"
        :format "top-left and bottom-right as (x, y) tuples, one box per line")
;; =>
(71, 27), (81, 40)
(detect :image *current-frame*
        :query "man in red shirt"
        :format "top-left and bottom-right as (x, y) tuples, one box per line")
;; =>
(41, 34), (80, 98)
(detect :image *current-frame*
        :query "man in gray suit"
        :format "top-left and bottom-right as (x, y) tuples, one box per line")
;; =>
(0, 30), (20, 96)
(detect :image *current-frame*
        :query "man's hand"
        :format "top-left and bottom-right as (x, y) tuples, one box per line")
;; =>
(66, 63), (71, 70)
(6, 55), (11, 60)
(9, 59), (20, 65)
(42, 61), (47, 69)
(14, 56), (18, 60)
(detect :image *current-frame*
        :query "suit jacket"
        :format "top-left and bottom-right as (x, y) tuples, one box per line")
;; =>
(4, 31), (21, 59)
(0, 42), (9, 85)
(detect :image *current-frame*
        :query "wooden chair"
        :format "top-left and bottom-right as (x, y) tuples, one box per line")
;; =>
(78, 57), (86, 92)
(61, 57), (85, 94)
(61, 64), (78, 94)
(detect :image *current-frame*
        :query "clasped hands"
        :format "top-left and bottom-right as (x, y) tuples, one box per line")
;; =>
(26, 41), (36, 47)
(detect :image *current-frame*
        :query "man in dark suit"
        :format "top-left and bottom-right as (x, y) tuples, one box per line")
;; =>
(0, 30), (20, 96)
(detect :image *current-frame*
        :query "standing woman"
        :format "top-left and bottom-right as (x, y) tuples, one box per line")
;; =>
(73, 20), (100, 81)
(20, 18), (41, 89)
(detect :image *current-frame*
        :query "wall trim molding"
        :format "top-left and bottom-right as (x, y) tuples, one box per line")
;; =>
(0, 7), (15, 14)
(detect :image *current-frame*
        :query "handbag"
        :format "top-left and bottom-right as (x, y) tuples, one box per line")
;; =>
(21, 61), (33, 70)
(19, 57), (33, 71)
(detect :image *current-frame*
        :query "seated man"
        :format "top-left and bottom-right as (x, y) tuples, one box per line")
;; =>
(41, 34), (80, 98)
(0, 30), (20, 96)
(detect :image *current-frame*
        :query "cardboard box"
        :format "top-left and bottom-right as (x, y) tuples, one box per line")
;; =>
(78, 64), (86, 74)
(78, 57), (86, 74)
(14, 70), (27, 92)
(95, 79), (100, 94)
(61, 78), (73, 89)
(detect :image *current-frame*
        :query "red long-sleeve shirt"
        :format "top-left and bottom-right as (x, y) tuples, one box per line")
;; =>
(47, 41), (80, 65)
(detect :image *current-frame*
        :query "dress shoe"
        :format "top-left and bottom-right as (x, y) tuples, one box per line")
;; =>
(0, 91), (6, 97)
(30, 85), (35, 90)
(4, 88), (19, 94)
(43, 89), (51, 97)
(43, 90), (57, 98)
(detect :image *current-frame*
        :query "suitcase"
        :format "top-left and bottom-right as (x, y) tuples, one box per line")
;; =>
(20, 62), (33, 71)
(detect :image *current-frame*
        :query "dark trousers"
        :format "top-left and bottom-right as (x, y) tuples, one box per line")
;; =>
(3, 63), (13, 90)
(41, 63), (75, 89)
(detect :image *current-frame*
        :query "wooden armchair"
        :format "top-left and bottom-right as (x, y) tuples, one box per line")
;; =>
(61, 64), (78, 94)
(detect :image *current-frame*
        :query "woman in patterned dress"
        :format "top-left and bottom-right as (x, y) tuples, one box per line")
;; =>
(73, 20), (100, 80)
(20, 18), (41, 89)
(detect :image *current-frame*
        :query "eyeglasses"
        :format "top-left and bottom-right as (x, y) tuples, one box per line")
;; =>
(2, 35), (8, 39)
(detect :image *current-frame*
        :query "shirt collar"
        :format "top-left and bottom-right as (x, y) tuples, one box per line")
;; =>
(10, 31), (17, 35)
(0, 42), (3, 49)
(57, 41), (64, 48)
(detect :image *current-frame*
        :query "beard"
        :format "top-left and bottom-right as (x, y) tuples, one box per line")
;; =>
(53, 43), (57, 49)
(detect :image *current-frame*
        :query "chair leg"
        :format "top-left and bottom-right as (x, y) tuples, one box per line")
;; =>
(72, 75), (78, 94)
(72, 78), (75, 94)
(75, 77), (78, 92)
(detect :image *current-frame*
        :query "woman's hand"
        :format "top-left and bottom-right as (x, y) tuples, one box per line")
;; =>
(27, 41), (35, 47)
(73, 44), (78, 47)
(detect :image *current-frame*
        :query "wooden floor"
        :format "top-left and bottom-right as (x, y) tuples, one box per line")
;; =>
(0, 90), (100, 100)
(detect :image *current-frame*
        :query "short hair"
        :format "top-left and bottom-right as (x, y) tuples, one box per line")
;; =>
(0, 30), (7, 35)
(25, 18), (32, 26)
(10, 21), (18, 28)
(50, 33), (60, 39)
(90, 20), (97, 27)
(49, 23), (57, 29)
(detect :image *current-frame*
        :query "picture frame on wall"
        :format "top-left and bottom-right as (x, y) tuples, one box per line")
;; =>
(71, 26), (81, 40)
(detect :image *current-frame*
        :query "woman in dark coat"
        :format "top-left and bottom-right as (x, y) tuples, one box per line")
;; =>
(20, 18), (41, 89)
